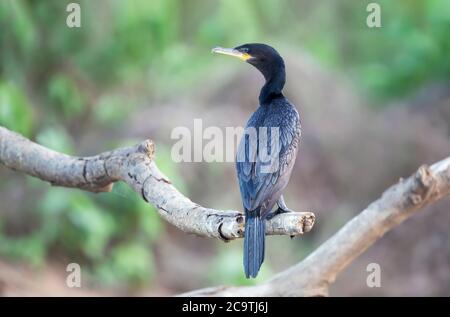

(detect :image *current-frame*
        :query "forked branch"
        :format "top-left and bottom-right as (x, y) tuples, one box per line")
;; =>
(0, 126), (314, 241)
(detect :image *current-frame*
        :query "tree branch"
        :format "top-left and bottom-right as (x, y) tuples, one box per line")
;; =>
(181, 156), (450, 296)
(3, 126), (450, 296)
(0, 126), (315, 241)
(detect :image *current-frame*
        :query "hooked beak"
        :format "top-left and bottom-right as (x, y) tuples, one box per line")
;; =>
(211, 47), (252, 61)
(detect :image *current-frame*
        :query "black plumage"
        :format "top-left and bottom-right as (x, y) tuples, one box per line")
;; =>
(212, 43), (301, 278)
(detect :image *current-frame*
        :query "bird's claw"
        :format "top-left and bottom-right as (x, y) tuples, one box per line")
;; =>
(266, 207), (292, 220)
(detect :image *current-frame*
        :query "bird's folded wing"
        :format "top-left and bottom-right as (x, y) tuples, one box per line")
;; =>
(236, 109), (300, 214)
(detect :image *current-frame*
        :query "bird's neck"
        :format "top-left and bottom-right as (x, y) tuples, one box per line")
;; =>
(259, 67), (286, 105)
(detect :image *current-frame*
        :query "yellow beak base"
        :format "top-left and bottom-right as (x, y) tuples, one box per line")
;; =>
(211, 47), (251, 61)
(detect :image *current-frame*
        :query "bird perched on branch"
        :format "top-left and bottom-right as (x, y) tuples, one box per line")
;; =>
(212, 44), (301, 278)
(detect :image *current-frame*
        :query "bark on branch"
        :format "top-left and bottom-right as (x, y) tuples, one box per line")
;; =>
(0, 126), (314, 241)
(182, 156), (450, 296)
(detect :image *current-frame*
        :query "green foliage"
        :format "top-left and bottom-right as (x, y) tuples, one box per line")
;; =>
(0, 0), (37, 60)
(48, 74), (86, 119)
(0, 0), (449, 289)
(208, 245), (272, 286)
(0, 233), (46, 267)
(95, 243), (155, 287)
(0, 81), (33, 136)
(351, 0), (450, 98)
(36, 126), (74, 154)
(63, 193), (116, 260)
(93, 94), (130, 125)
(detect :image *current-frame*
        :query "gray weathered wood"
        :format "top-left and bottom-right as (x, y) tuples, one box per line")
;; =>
(182, 157), (450, 296)
(0, 126), (314, 241)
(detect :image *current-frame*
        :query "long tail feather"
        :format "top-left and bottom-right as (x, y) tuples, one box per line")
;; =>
(243, 208), (265, 278)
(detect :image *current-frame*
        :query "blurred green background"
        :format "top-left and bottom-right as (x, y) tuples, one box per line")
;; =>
(1, 0), (450, 296)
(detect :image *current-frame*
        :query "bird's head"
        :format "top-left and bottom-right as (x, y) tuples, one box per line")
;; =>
(212, 43), (285, 81)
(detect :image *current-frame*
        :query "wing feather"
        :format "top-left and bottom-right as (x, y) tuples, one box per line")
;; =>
(236, 102), (300, 214)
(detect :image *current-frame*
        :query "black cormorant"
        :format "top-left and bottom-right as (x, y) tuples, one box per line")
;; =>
(212, 44), (301, 278)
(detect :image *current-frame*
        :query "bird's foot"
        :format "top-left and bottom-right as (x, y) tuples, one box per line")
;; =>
(266, 207), (293, 220)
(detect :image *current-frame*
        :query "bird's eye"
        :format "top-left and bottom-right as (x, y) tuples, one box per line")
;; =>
(239, 48), (249, 53)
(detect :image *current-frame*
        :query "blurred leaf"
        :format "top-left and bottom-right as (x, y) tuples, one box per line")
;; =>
(0, 81), (33, 136)
(35, 126), (74, 154)
(208, 246), (272, 286)
(136, 199), (163, 242)
(39, 187), (71, 217)
(93, 94), (129, 125)
(7, 0), (37, 54)
(48, 74), (86, 118)
(64, 193), (116, 260)
(0, 234), (46, 267)
(96, 243), (154, 286)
